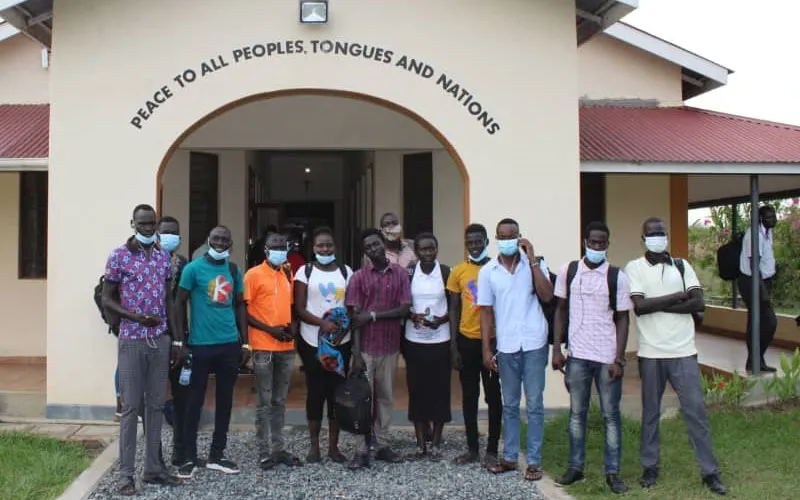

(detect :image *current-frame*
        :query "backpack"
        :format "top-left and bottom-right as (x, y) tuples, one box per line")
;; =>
(545, 261), (620, 347)
(717, 233), (744, 281)
(673, 258), (704, 327)
(334, 372), (373, 435)
(303, 262), (349, 282)
(94, 275), (120, 336)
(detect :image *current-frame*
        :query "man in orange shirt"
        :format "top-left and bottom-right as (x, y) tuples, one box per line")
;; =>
(244, 231), (303, 469)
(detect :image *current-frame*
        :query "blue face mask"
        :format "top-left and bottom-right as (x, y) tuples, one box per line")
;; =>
(585, 248), (607, 264)
(207, 247), (230, 261)
(159, 234), (181, 253)
(316, 254), (336, 265)
(135, 232), (156, 245)
(268, 250), (288, 266)
(497, 238), (519, 256)
(469, 248), (489, 262)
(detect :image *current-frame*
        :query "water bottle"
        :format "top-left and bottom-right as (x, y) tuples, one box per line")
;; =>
(178, 353), (192, 386)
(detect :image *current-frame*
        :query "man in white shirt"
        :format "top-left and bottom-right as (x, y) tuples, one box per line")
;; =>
(477, 218), (553, 482)
(624, 217), (726, 496)
(737, 205), (778, 372)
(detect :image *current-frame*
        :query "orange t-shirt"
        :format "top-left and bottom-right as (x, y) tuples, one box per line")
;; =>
(244, 262), (294, 352)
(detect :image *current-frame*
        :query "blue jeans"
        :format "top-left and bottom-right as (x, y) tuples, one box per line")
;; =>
(566, 357), (622, 474)
(497, 344), (548, 464)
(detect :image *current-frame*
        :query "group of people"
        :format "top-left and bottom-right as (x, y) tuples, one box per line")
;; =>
(103, 205), (728, 496)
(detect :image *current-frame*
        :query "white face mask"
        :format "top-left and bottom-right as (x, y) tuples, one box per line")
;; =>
(382, 224), (402, 241)
(644, 236), (668, 253)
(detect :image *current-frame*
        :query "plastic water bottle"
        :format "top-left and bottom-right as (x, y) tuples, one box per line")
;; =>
(178, 354), (192, 386)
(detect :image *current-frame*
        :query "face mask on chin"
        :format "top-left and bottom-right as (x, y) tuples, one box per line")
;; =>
(316, 254), (336, 265)
(135, 232), (156, 245)
(644, 236), (668, 254)
(207, 247), (230, 261)
(584, 248), (606, 264)
(469, 248), (489, 262)
(382, 224), (402, 241)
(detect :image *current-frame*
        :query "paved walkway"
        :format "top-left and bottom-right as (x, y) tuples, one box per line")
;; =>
(0, 418), (119, 446)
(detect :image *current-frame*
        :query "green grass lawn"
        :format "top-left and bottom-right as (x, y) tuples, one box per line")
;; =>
(0, 431), (92, 500)
(541, 404), (800, 500)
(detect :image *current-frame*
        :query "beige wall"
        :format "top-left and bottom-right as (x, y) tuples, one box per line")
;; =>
(703, 306), (800, 347)
(0, 173), (47, 357)
(48, 0), (579, 409)
(0, 35), (49, 104)
(605, 174), (671, 353)
(578, 34), (683, 106)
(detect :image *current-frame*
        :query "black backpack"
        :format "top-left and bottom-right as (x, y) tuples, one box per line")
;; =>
(334, 373), (372, 435)
(93, 275), (120, 336)
(545, 261), (620, 347)
(717, 233), (744, 281)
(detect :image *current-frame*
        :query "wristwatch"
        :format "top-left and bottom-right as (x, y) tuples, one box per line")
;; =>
(370, 311), (377, 323)
(171, 340), (183, 347)
(241, 343), (252, 351)
(615, 357), (627, 367)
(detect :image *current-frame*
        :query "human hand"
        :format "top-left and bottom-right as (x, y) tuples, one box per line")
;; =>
(352, 311), (372, 329)
(171, 344), (187, 368)
(551, 349), (567, 371)
(483, 349), (498, 372)
(136, 314), (161, 327)
(239, 345), (252, 367)
(319, 320), (338, 334)
(410, 312), (427, 328)
(519, 238), (535, 261)
(451, 348), (462, 371)
(608, 363), (624, 381)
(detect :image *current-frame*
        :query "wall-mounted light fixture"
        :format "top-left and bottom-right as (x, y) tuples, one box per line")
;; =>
(299, 0), (328, 24)
(304, 167), (312, 174)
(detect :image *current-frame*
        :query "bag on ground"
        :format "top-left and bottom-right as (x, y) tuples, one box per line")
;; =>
(334, 372), (372, 435)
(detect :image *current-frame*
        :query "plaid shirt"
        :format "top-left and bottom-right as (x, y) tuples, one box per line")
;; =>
(346, 261), (411, 356)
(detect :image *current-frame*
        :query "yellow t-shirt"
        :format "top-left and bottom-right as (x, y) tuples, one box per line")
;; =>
(446, 261), (491, 340)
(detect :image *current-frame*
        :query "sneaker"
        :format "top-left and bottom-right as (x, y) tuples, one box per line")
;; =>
(640, 467), (658, 488)
(176, 461), (196, 479)
(555, 468), (585, 487)
(368, 433), (377, 451)
(206, 456), (240, 474)
(606, 474), (628, 494)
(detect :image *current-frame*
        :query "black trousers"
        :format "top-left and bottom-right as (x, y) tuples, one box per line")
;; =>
(298, 336), (352, 421)
(168, 363), (191, 462)
(183, 342), (240, 462)
(457, 335), (502, 454)
(736, 275), (777, 366)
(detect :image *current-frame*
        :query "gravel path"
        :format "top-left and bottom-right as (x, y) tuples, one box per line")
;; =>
(89, 426), (546, 500)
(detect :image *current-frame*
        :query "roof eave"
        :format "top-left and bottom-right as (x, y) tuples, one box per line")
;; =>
(0, 21), (20, 43)
(576, 0), (639, 45)
(0, 0), (52, 48)
(581, 160), (800, 175)
(0, 157), (48, 170)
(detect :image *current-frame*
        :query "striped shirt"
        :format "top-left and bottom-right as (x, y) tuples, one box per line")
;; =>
(345, 261), (412, 356)
(554, 260), (631, 364)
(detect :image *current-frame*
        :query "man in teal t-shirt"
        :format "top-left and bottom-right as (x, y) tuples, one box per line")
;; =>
(174, 226), (248, 479)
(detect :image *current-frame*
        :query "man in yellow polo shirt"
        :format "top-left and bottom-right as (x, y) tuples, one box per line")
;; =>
(447, 223), (502, 467)
(244, 231), (303, 469)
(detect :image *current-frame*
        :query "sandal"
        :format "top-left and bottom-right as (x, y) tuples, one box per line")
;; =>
(405, 447), (427, 460)
(117, 476), (136, 496)
(488, 459), (518, 475)
(259, 457), (278, 470)
(429, 446), (443, 461)
(454, 451), (480, 465)
(525, 465), (545, 481)
(277, 451), (303, 467)
(482, 452), (499, 469)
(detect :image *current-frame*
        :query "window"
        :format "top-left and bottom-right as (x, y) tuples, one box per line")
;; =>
(188, 152), (219, 256)
(18, 172), (48, 279)
(402, 152), (434, 238)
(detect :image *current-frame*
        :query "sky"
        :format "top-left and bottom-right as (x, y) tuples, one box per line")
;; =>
(623, 1), (799, 225)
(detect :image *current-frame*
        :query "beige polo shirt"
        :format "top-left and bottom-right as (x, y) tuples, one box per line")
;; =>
(624, 257), (701, 359)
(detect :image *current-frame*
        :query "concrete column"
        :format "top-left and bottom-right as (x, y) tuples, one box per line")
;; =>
(218, 150), (248, 267)
(432, 150), (465, 266)
(161, 149), (190, 242)
(372, 151), (403, 223)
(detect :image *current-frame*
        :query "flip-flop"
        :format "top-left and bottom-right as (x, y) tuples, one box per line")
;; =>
(525, 465), (545, 481)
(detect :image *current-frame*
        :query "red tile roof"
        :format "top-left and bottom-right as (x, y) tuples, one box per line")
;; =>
(0, 104), (49, 159)
(580, 105), (800, 163)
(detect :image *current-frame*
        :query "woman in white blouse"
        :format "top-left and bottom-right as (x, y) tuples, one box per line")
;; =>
(404, 232), (452, 460)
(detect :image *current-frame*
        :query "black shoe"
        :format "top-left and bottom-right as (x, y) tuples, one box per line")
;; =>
(555, 468), (585, 486)
(348, 452), (370, 470)
(703, 474), (728, 495)
(375, 447), (404, 463)
(606, 474), (628, 494)
(206, 456), (240, 474)
(176, 461), (196, 479)
(640, 467), (658, 488)
(761, 365), (778, 373)
(142, 471), (182, 486)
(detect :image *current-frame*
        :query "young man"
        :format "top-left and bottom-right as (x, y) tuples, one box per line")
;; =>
(551, 221), (631, 494)
(362, 212), (417, 271)
(737, 205), (779, 372)
(478, 218), (553, 482)
(102, 204), (181, 495)
(175, 225), (249, 479)
(346, 228), (412, 469)
(447, 223), (502, 467)
(625, 217), (727, 495)
(244, 231), (303, 469)
(157, 216), (190, 466)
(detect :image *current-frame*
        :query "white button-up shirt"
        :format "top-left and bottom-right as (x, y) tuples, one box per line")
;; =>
(739, 224), (775, 279)
(476, 253), (549, 354)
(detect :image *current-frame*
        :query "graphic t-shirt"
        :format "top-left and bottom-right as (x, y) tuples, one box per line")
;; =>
(446, 261), (486, 340)
(295, 264), (353, 347)
(179, 258), (243, 346)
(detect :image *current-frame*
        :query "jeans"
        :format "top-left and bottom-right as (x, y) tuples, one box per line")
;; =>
(183, 342), (240, 462)
(458, 335), (502, 454)
(253, 350), (295, 458)
(497, 344), (548, 465)
(639, 356), (719, 476)
(737, 275), (777, 366)
(566, 357), (622, 474)
(117, 335), (170, 478)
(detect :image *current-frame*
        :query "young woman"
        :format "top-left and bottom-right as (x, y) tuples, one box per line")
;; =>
(404, 232), (452, 460)
(294, 227), (354, 463)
